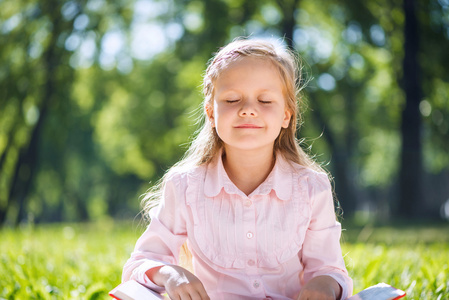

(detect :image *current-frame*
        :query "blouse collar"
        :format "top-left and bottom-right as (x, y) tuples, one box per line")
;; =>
(203, 151), (293, 201)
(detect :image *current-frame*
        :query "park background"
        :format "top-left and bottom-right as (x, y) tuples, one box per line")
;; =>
(1, 0), (449, 299)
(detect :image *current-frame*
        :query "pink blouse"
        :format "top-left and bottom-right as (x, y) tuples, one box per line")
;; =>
(122, 154), (353, 299)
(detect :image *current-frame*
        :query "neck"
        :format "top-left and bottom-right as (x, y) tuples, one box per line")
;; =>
(222, 146), (275, 196)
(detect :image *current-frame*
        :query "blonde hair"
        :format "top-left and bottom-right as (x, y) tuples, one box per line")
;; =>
(142, 38), (324, 216)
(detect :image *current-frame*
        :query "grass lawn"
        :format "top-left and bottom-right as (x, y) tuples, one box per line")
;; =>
(342, 220), (449, 299)
(1, 219), (448, 299)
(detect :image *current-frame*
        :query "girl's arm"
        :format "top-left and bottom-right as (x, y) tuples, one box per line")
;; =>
(300, 172), (353, 299)
(122, 173), (199, 294)
(296, 275), (342, 300)
(146, 265), (210, 300)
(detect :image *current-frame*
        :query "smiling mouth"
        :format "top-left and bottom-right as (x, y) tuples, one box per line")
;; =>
(235, 124), (262, 128)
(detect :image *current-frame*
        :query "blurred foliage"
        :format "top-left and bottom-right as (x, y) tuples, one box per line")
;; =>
(0, 0), (448, 224)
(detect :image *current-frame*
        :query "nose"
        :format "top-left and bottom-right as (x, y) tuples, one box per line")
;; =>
(239, 101), (257, 117)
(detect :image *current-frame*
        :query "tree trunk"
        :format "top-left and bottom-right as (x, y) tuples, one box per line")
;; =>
(276, 0), (300, 50)
(8, 0), (63, 225)
(0, 124), (19, 224)
(13, 105), (48, 224)
(397, 0), (423, 217)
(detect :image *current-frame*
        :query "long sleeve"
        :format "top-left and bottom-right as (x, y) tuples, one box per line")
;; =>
(122, 173), (188, 293)
(301, 172), (353, 299)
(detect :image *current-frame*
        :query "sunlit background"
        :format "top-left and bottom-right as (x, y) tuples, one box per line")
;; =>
(1, 0), (449, 226)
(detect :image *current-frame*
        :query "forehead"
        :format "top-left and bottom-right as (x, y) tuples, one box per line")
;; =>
(214, 56), (283, 92)
(218, 56), (278, 74)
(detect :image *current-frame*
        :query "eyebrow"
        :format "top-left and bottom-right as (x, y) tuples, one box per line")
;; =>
(216, 88), (279, 95)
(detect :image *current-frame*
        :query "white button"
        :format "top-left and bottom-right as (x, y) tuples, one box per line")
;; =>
(244, 200), (252, 207)
(247, 259), (255, 266)
(246, 232), (254, 239)
(253, 281), (260, 288)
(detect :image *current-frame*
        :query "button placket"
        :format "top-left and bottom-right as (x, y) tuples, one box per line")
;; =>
(253, 280), (260, 289)
(242, 195), (257, 271)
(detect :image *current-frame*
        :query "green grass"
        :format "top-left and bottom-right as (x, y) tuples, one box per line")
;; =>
(342, 221), (449, 299)
(0, 219), (143, 300)
(1, 219), (448, 299)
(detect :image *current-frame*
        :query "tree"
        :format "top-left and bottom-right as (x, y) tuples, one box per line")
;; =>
(398, 0), (423, 217)
(1, 0), (448, 224)
(0, 0), (76, 224)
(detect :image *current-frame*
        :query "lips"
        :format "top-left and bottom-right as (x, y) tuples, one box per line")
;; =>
(235, 124), (262, 128)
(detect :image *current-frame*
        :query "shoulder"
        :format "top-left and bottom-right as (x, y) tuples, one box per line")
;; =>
(164, 164), (207, 187)
(288, 162), (332, 193)
(287, 163), (337, 217)
(289, 161), (330, 185)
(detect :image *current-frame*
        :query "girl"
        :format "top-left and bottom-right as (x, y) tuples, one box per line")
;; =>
(122, 39), (353, 300)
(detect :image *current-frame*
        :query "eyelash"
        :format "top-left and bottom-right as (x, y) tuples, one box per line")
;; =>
(225, 100), (272, 104)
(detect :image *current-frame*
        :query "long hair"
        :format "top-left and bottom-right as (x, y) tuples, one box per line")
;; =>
(142, 38), (325, 216)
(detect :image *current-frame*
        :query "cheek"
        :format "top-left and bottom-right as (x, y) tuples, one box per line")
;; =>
(265, 108), (288, 124)
(214, 105), (233, 120)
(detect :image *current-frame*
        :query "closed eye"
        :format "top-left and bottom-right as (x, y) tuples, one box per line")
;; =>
(259, 100), (272, 104)
(226, 99), (240, 103)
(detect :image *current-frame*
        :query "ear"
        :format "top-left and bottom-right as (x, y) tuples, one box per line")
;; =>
(205, 103), (215, 127)
(282, 109), (292, 128)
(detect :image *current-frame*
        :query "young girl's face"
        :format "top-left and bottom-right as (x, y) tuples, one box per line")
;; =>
(207, 57), (292, 153)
